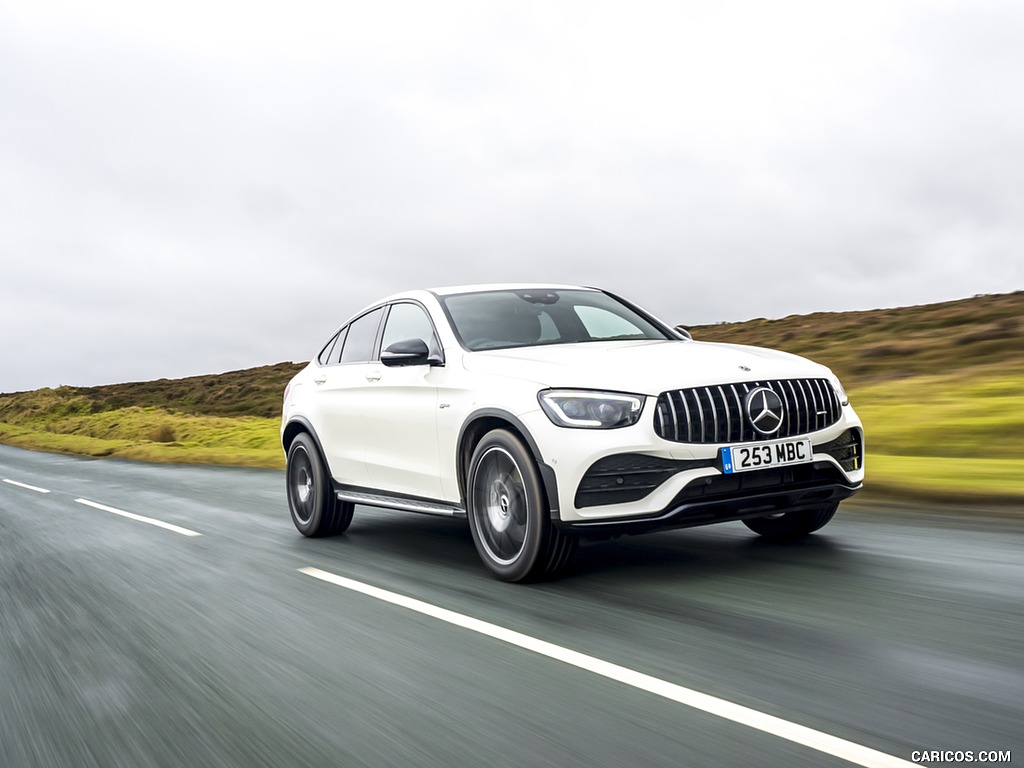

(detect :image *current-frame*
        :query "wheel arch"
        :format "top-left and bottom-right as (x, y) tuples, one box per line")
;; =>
(282, 417), (331, 472)
(457, 409), (560, 520)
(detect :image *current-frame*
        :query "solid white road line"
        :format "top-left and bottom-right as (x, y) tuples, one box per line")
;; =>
(299, 567), (916, 768)
(74, 498), (202, 537)
(3, 478), (51, 493)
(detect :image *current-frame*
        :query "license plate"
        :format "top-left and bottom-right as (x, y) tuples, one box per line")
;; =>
(721, 438), (813, 474)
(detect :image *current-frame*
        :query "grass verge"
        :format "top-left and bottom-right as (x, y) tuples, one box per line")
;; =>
(864, 455), (1024, 506)
(0, 410), (284, 469)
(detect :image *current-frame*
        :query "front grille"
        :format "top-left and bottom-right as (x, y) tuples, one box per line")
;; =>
(655, 378), (841, 444)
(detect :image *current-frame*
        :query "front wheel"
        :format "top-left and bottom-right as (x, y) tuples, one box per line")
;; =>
(742, 503), (838, 541)
(466, 429), (576, 582)
(286, 433), (354, 537)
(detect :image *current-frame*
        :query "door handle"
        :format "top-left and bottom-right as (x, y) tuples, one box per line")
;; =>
(365, 371), (382, 382)
(313, 376), (327, 385)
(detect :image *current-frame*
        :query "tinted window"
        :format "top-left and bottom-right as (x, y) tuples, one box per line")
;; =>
(317, 331), (341, 366)
(329, 328), (348, 364)
(381, 303), (436, 352)
(441, 289), (670, 351)
(339, 307), (384, 364)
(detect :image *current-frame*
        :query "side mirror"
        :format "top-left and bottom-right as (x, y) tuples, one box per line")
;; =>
(674, 325), (693, 340)
(381, 338), (439, 367)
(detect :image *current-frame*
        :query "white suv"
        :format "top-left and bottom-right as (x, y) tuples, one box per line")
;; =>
(281, 285), (863, 581)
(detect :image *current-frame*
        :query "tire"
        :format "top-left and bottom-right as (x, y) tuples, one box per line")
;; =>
(466, 429), (577, 582)
(742, 502), (838, 541)
(286, 433), (354, 537)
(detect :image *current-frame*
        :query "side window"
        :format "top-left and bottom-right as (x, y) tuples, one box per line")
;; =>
(339, 307), (384, 364)
(317, 331), (341, 366)
(381, 303), (436, 352)
(329, 328), (347, 364)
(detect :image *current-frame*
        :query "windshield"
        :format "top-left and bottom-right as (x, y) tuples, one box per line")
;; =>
(440, 289), (673, 351)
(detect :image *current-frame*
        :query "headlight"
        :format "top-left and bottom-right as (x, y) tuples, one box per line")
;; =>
(538, 390), (645, 429)
(830, 376), (850, 406)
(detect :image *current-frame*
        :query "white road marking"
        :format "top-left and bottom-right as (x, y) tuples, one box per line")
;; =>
(74, 498), (202, 537)
(299, 567), (915, 768)
(3, 478), (51, 493)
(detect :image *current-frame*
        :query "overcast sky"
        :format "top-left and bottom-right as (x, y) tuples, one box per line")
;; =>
(2, 0), (1022, 392)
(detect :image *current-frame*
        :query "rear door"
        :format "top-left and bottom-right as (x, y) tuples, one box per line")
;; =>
(309, 306), (385, 488)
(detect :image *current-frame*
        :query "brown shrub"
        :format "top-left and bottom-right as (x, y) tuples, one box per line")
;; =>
(862, 344), (911, 359)
(149, 424), (177, 443)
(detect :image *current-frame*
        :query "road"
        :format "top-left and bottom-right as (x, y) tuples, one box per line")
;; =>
(1, 443), (1020, 768)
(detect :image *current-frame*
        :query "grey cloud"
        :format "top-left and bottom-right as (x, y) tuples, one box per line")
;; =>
(1, 2), (1022, 392)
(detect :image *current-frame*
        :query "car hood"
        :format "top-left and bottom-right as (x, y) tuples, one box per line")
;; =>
(461, 340), (831, 394)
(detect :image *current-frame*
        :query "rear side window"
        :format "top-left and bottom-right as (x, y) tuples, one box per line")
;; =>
(339, 307), (384, 364)
(317, 330), (342, 366)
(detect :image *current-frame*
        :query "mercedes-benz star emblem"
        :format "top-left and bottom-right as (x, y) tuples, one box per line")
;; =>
(745, 387), (784, 435)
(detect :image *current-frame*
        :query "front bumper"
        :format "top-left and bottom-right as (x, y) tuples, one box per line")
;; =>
(555, 461), (860, 536)
(521, 400), (864, 526)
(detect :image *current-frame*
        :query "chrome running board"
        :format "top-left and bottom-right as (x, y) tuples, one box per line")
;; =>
(336, 490), (465, 518)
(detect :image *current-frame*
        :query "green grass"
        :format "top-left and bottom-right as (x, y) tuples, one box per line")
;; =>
(850, 368), (1024, 459)
(2, 291), (1022, 506)
(0, 407), (284, 468)
(864, 455), (1024, 505)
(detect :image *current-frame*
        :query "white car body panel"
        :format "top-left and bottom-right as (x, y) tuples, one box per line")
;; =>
(461, 340), (828, 395)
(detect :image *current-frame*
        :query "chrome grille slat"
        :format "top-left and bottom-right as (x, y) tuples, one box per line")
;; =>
(654, 378), (841, 445)
(784, 381), (797, 438)
(812, 379), (828, 431)
(680, 391), (693, 442)
(718, 386), (731, 443)
(807, 380), (820, 431)
(666, 391), (680, 442)
(785, 380), (799, 436)
(693, 389), (706, 443)
(795, 379), (810, 435)
(729, 384), (744, 443)
(704, 387), (719, 443)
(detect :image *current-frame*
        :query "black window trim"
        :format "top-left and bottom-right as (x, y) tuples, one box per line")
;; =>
(316, 330), (342, 367)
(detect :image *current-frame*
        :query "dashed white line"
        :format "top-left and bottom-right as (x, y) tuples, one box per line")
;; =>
(299, 567), (915, 768)
(74, 498), (202, 537)
(3, 478), (51, 493)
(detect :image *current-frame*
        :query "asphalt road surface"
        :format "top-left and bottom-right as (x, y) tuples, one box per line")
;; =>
(1, 444), (1020, 768)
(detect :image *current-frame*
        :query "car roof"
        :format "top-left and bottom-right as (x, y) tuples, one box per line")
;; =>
(370, 283), (598, 306)
(428, 283), (595, 297)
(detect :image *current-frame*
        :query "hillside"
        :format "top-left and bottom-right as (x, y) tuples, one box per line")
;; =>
(1, 291), (1023, 502)
(686, 290), (1024, 387)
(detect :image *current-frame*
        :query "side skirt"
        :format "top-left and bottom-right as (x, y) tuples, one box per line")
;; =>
(335, 487), (466, 518)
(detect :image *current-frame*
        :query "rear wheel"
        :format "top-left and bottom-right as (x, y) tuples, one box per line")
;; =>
(467, 429), (576, 582)
(742, 503), (837, 541)
(286, 433), (354, 537)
